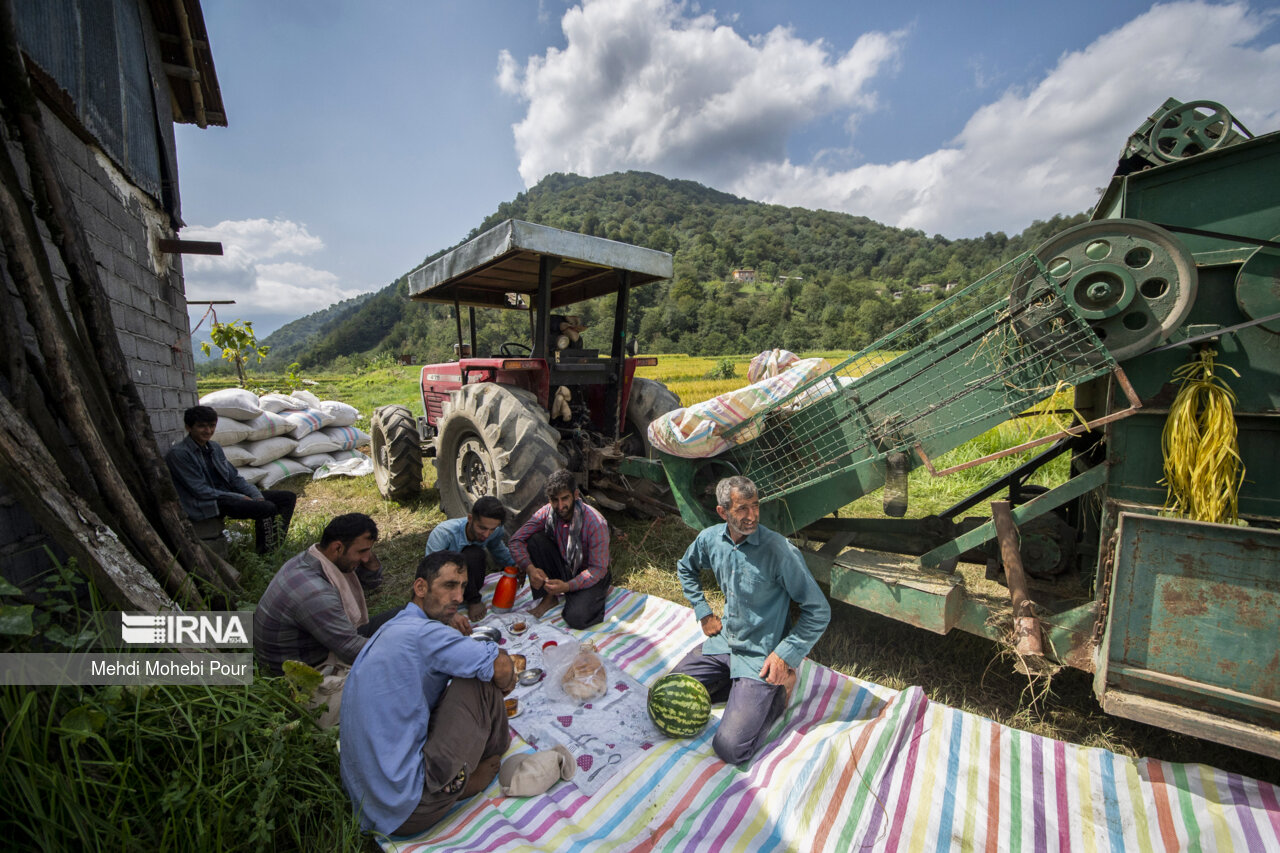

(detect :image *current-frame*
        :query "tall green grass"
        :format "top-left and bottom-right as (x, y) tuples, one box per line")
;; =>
(0, 681), (362, 852)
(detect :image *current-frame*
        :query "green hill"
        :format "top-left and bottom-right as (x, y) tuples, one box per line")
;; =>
(260, 170), (1088, 368)
(260, 292), (373, 369)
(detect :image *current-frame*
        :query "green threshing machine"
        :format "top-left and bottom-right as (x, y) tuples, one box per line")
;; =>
(377, 99), (1278, 758)
(645, 98), (1280, 759)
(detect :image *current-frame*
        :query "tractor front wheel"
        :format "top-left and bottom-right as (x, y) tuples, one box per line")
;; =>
(371, 405), (423, 501)
(435, 384), (566, 529)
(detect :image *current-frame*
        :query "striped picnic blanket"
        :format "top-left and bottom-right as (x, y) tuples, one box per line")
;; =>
(382, 584), (1280, 852)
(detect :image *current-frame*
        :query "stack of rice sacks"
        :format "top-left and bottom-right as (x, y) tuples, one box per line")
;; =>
(196, 388), (372, 488)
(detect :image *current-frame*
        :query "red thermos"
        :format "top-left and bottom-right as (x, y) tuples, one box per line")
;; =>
(492, 566), (519, 612)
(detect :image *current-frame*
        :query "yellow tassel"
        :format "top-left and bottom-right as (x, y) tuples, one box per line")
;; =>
(1160, 348), (1244, 524)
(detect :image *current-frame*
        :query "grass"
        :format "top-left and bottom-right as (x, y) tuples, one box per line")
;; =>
(200, 360), (1280, 791)
(0, 562), (364, 852)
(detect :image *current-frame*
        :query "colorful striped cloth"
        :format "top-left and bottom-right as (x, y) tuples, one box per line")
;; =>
(381, 584), (1280, 852)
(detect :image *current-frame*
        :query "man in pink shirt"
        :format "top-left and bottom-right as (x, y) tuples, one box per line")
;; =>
(509, 469), (611, 628)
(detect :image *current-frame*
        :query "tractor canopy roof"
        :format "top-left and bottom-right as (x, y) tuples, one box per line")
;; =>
(406, 219), (673, 311)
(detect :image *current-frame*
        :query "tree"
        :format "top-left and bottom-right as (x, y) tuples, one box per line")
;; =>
(201, 320), (269, 387)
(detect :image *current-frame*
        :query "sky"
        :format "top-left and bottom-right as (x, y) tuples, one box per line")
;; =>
(175, 0), (1280, 337)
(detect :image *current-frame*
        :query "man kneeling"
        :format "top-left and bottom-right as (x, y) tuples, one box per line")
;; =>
(669, 475), (830, 766)
(340, 551), (517, 837)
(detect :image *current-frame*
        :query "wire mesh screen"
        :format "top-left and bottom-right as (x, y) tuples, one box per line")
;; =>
(724, 252), (1118, 498)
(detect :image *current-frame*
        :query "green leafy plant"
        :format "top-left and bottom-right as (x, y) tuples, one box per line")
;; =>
(705, 357), (737, 380)
(0, 557), (101, 653)
(201, 320), (270, 388)
(282, 362), (306, 393)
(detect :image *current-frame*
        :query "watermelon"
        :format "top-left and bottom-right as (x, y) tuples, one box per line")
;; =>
(647, 673), (712, 737)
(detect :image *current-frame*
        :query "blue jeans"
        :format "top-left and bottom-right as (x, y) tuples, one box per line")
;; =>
(670, 643), (786, 766)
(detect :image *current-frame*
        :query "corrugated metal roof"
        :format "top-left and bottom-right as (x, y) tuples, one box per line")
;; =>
(407, 220), (674, 310)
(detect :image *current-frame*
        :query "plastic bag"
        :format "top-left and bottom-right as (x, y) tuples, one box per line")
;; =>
(543, 640), (608, 704)
(312, 455), (374, 480)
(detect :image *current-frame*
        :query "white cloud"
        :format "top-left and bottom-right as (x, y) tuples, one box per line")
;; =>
(182, 218), (367, 332)
(499, 0), (903, 189)
(183, 218), (323, 263)
(502, 0), (1280, 238)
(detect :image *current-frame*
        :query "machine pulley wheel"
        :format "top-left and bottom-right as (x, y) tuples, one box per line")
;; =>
(1234, 237), (1280, 336)
(1013, 219), (1198, 362)
(1148, 100), (1233, 162)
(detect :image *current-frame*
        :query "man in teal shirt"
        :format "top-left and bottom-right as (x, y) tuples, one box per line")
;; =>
(425, 496), (515, 622)
(671, 475), (830, 765)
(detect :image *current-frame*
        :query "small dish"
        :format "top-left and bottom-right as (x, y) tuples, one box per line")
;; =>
(509, 621), (529, 635)
(471, 626), (501, 643)
(505, 697), (521, 718)
(518, 668), (543, 686)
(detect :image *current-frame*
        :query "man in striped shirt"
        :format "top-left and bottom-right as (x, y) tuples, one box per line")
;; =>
(509, 469), (611, 629)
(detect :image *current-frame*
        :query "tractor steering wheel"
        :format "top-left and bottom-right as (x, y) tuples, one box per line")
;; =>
(499, 342), (532, 357)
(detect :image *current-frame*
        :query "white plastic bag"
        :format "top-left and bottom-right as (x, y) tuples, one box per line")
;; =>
(544, 640), (608, 704)
(312, 456), (374, 479)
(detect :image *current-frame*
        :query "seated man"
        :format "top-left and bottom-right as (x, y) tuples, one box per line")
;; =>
(669, 475), (830, 766)
(166, 405), (296, 554)
(510, 469), (611, 629)
(253, 513), (383, 678)
(425, 495), (514, 622)
(340, 551), (517, 837)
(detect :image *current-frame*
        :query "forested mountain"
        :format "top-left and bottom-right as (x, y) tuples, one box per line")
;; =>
(261, 293), (373, 368)
(260, 171), (1089, 369)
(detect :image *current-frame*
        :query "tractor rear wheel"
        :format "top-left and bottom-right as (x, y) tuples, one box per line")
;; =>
(371, 405), (422, 501)
(435, 384), (565, 529)
(621, 378), (680, 508)
(623, 378), (680, 458)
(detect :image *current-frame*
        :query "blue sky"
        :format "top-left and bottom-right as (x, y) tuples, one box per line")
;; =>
(176, 0), (1280, 336)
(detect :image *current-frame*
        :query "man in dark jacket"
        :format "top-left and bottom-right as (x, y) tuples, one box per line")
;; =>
(166, 405), (296, 553)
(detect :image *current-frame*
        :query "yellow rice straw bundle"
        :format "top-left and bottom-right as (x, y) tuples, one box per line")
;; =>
(1160, 348), (1245, 524)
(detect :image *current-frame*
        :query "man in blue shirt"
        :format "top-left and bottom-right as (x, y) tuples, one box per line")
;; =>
(340, 550), (518, 837)
(670, 475), (830, 766)
(425, 495), (514, 622)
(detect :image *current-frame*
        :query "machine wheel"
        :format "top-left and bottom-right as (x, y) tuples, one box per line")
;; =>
(1011, 219), (1198, 362)
(622, 378), (680, 458)
(371, 405), (422, 501)
(435, 384), (566, 529)
(1149, 100), (1233, 161)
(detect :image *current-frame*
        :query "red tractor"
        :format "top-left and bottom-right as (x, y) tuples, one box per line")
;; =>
(370, 220), (680, 526)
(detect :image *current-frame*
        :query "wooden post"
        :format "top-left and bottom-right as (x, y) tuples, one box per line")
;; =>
(991, 500), (1044, 657)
